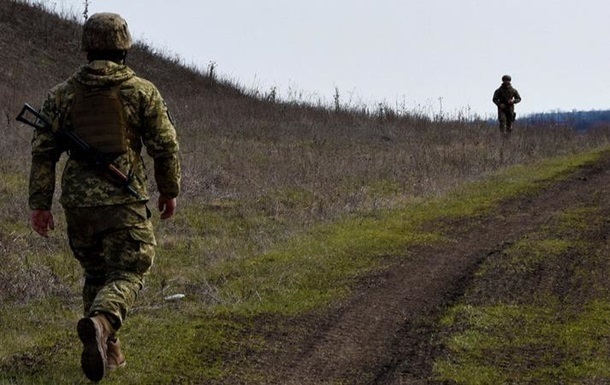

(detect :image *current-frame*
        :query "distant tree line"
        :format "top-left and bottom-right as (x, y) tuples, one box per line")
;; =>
(523, 109), (610, 131)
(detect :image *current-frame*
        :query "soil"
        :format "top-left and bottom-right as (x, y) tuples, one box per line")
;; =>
(250, 151), (610, 385)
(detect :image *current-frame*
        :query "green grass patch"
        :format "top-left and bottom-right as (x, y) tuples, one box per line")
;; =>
(0, 300), (78, 358)
(207, 213), (442, 316)
(554, 206), (605, 235)
(436, 302), (610, 384)
(114, 312), (264, 383)
(483, 237), (571, 275)
(0, 171), (28, 193)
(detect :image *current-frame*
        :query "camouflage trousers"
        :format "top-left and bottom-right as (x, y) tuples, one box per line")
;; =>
(498, 109), (516, 134)
(65, 202), (156, 330)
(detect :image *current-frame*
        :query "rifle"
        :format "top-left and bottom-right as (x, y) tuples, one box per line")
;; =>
(16, 103), (141, 199)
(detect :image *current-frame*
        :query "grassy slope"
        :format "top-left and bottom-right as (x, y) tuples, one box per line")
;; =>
(1, 147), (607, 384)
(3, 2), (610, 384)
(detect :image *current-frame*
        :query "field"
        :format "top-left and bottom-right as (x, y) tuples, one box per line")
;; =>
(2, 1), (610, 384)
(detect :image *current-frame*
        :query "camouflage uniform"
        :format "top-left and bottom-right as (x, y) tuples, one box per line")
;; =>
(29, 58), (180, 329)
(492, 77), (522, 135)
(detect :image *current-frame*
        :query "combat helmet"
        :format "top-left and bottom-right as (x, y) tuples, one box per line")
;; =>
(81, 13), (132, 51)
(501, 74), (512, 82)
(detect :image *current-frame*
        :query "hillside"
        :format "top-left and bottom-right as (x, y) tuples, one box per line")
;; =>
(3, 1), (610, 384)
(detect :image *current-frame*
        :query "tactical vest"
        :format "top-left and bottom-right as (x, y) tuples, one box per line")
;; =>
(497, 87), (516, 105)
(70, 84), (129, 156)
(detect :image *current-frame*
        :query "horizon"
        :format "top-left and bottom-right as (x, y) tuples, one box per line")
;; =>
(28, 0), (610, 118)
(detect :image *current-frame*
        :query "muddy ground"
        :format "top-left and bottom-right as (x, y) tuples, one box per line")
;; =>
(239, 151), (610, 385)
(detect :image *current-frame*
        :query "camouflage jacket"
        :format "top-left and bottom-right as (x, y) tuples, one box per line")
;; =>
(29, 60), (181, 210)
(492, 85), (522, 112)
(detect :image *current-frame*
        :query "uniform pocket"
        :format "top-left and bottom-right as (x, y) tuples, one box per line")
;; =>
(103, 225), (156, 275)
(129, 225), (157, 246)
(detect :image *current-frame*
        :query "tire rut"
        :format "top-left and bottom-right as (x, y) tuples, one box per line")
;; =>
(276, 152), (610, 385)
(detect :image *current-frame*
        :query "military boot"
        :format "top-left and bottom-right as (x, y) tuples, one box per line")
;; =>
(77, 314), (114, 382)
(107, 336), (126, 371)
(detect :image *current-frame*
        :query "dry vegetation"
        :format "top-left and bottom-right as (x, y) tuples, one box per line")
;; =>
(3, 2), (610, 383)
(2, 0), (610, 301)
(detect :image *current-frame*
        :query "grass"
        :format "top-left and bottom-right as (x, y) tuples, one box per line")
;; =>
(0, 141), (601, 384)
(434, 170), (610, 384)
(3, 2), (610, 383)
(436, 302), (610, 384)
(2, 148), (605, 384)
(2, 156), (609, 379)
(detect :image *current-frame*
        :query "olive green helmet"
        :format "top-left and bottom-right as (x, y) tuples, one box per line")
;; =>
(81, 12), (132, 51)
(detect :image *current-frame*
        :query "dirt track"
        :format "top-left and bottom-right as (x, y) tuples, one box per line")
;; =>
(262, 151), (610, 385)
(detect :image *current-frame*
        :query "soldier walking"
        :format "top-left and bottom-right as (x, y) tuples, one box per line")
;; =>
(492, 74), (522, 136)
(28, 13), (181, 382)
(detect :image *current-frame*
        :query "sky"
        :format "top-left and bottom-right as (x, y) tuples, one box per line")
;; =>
(49, 0), (610, 118)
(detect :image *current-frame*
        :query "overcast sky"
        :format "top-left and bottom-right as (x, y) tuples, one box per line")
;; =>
(51, 0), (610, 118)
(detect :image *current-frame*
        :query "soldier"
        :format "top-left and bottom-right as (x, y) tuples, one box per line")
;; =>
(28, 13), (181, 382)
(492, 74), (522, 135)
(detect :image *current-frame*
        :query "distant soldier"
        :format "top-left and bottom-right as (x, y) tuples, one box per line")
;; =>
(492, 75), (522, 135)
(28, 13), (181, 382)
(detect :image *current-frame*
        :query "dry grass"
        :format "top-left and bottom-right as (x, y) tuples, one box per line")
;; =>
(5, 3), (610, 384)
(2, 0), (610, 304)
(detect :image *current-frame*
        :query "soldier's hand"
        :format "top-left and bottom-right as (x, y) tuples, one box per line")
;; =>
(158, 195), (177, 220)
(31, 209), (55, 237)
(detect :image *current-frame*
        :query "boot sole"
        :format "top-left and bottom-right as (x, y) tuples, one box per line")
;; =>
(77, 318), (107, 382)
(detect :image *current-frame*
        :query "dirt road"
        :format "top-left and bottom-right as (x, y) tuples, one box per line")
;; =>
(265, 151), (610, 385)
